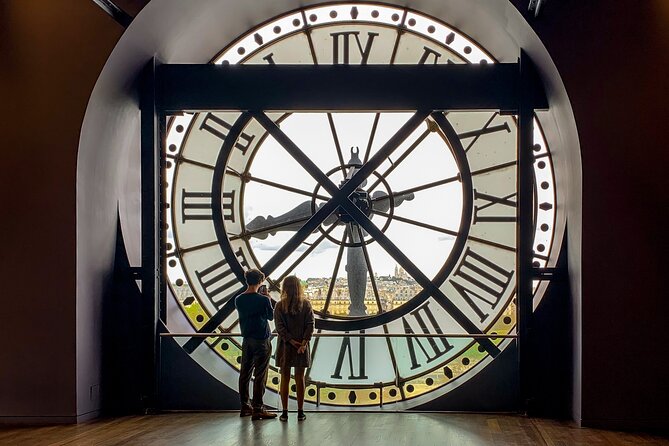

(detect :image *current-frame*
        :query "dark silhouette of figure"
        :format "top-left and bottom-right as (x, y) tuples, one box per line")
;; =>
(235, 269), (277, 420)
(274, 276), (315, 421)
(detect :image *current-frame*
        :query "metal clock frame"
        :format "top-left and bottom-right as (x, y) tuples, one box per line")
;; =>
(141, 55), (548, 412)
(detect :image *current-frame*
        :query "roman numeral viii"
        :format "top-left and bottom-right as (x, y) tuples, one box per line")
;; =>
(331, 31), (379, 65)
(402, 302), (453, 370)
(199, 113), (256, 155)
(331, 331), (368, 380)
(194, 247), (249, 308)
(450, 247), (514, 322)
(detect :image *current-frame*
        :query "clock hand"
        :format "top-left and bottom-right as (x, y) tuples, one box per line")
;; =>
(346, 222), (368, 316)
(244, 200), (338, 240)
(243, 148), (414, 241)
(338, 148), (417, 316)
(370, 190), (415, 214)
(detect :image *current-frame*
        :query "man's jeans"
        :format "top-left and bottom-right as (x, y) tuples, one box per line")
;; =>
(239, 337), (272, 410)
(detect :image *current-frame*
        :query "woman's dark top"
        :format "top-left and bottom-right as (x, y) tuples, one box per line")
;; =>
(274, 300), (315, 368)
(235, 292), (274, 340)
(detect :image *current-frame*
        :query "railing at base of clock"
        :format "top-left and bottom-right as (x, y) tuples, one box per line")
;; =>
(160, 333), (517, 339)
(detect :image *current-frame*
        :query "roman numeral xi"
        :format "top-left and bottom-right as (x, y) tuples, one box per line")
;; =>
(199, 113), (256, 155)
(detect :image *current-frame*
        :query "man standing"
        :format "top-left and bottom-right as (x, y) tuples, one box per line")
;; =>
(235, 269), (277, 420)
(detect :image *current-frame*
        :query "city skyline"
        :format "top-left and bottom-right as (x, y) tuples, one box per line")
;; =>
(173, 263), (423, 317)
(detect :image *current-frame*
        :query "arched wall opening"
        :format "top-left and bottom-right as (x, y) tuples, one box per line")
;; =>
(77, 0), (581, 418)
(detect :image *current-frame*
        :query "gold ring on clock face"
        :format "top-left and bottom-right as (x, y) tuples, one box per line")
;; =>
(163, 2), (558, 408)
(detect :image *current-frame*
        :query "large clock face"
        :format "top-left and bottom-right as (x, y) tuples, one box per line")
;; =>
(163, 3), (558, 408)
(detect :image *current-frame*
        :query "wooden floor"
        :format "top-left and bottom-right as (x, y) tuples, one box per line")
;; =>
(1, 413), (668, 446)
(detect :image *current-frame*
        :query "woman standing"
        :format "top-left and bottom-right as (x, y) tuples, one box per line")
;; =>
(274, 276), (315, 421)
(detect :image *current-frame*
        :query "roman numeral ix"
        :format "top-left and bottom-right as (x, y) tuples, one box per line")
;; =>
(473, 190), (517, 223)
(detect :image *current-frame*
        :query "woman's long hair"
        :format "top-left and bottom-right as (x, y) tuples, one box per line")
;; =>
(279, 276), (305, 315)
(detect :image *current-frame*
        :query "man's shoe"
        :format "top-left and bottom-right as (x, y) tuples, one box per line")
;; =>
(279, 411), (288, 422)
(240, 406), (253, 417)
(297, 411), (307, 421)
(251, 408), (277, 420)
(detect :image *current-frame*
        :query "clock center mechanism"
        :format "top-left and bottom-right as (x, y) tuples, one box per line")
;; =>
(310, 145), (408, 249)
(337, 189), (372, 223)
(337, 147), (372, 223)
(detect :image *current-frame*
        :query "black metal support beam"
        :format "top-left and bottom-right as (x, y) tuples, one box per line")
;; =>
(517, 51), (537, 414)
(157, 64), (548, 112)
(140, 58), (159, 412)
(532, 267), (561, 280)
(91, 0), (133, 28)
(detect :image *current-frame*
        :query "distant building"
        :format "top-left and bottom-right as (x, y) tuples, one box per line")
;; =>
(304, 271), (421, 316)
(394, 264), (409, 280)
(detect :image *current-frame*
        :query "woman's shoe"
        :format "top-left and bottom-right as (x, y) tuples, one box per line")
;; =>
(297, 411), (306, 421)
(279, 411), (288, 422)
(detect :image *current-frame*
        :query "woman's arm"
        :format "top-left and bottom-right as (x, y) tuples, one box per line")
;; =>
(297, 304), (314, 354)
(303, 302), (315, 342)
(273, 305), (292, 342)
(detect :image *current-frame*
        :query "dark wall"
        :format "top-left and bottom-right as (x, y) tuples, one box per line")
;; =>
(529, 243), (572, 418)
(511, 0), (669, 429)
(0, 1), (121, 421)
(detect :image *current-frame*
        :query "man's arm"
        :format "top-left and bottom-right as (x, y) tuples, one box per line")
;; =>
(265, 297), (274, 321)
